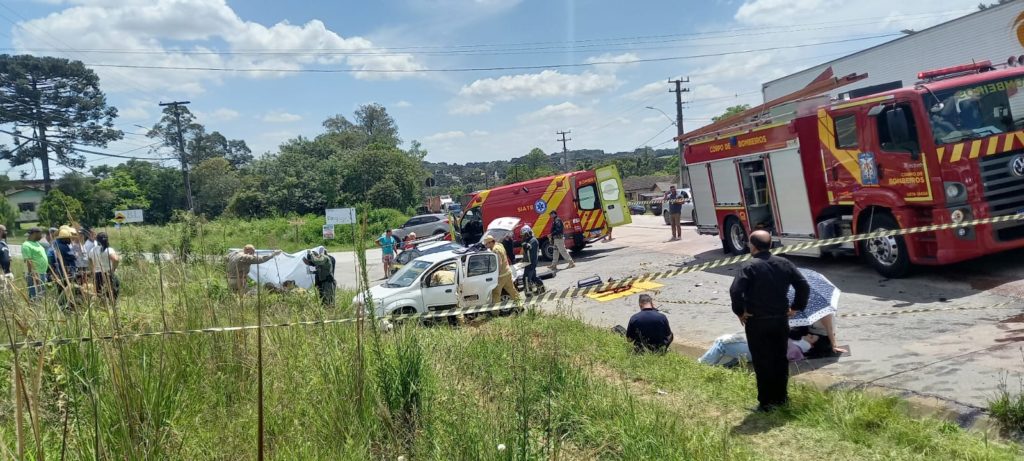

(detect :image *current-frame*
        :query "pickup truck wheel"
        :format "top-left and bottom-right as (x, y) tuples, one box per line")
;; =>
(724, 217), (748, 254)
(860, 213), (911, 278)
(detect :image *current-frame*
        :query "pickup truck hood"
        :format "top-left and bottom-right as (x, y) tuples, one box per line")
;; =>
(353, 283), (418, 309)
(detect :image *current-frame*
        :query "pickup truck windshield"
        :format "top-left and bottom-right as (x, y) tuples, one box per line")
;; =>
(386, 260), (433, 288)
(925, 76), (1024, 145)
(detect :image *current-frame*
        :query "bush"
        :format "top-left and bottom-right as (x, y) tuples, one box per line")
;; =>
(990, 376), (1024, 433)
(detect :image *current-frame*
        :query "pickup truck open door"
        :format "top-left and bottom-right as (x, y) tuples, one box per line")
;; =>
(456, 251), (500, 308)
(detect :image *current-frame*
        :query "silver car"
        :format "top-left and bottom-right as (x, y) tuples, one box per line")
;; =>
(392, 213), (451, 241)
(661, 188), (696, 225)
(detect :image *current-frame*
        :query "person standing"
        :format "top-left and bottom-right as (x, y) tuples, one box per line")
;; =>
(0, 225), (10, 273)
(303, 247), (336, 307)
(546, 211), (575, 271)
(377, 229), (400, 279)
(48, 226), (78, 286)
(625, 294), (674, 353)
(88, 232), (120, 302)
(729, 230), (810, 412)
(21, 227), (48, 300)
(225, 245), (281, 294)
(664, 185), (684, 241)
(484, 234), (519, 303)
(520, 226), (543, 294)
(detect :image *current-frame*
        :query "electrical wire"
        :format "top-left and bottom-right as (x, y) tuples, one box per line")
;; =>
(0, 128), (172, 161)
(79, 34), (902, 74)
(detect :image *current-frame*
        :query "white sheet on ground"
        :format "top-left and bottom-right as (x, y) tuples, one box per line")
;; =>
(230, 248), (317, 289)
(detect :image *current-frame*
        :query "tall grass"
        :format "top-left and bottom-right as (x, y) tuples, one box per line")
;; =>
(0, 241), (1021, 459)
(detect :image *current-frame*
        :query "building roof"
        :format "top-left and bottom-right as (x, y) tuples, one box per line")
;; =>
(654, 182), (676, 191)
(761, 2), (1018, 90)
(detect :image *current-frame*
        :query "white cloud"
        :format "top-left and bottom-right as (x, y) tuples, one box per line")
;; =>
(449, 100), (494, 115)
(423, 130), (467, 142)
(12, 0), (427, 96)
(583, 52), (640, 72)
(624, 81), (668, 101)
(469, 130), (489, 136)
(458, 70), (619, 101)
(261, 111), (302, 123)
(394, 100), (413, 108)
(518, 102), (591, 124)
(735, 0), (972, 28)
(194, 108), (240, 122)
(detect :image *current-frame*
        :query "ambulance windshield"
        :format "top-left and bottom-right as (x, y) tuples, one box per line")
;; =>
(925, 76), (1024, 145)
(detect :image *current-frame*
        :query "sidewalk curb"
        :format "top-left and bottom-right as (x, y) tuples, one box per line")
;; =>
(667, 337), (1010, 441)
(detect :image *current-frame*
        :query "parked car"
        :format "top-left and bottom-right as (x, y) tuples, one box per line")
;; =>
(353, 248), (501, 317)
(391, 241), (464, 275)
(392, 213), (451, 241)
(628, 203), (646, 215)
(659, 188), (696, 225)
(649, 201), (663, 216)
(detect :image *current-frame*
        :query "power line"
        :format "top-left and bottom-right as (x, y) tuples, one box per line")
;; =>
(1, 9), (964, 56)
(0, 128), (171, 161)
(79, 34), (902, 74)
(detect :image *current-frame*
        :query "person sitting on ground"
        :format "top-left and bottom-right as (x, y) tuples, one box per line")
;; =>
(226, 245), (282, 294)
(625, 294), (674, 353)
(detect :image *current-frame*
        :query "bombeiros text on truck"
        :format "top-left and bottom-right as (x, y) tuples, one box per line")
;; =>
(681, 58), (1024, 277)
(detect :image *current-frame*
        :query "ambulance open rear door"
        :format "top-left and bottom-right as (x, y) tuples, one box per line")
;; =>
(595, 165), (631, 227)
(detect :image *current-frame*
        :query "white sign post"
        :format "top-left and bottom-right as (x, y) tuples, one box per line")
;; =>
(113, 209), (144, 224)
(325, 208), (356, 225)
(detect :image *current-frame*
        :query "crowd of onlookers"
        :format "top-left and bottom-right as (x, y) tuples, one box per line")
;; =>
(0, 225), (121, 307)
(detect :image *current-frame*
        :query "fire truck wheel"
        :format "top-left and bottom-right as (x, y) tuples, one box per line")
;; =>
(724, 217), (748, 254)
(860, 213), (911, 278)
(540, 239), (556, 261)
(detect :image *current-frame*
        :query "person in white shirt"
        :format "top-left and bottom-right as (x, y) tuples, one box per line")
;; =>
(88, 232), (120, 301)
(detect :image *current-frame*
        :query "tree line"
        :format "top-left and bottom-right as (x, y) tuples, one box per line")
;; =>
(0, 54), (427, 227)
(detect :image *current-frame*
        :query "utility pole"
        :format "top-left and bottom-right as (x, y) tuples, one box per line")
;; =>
(159, 101), (194, 212)
(669, 78), (690, 188)
(556, 130), (572, 172)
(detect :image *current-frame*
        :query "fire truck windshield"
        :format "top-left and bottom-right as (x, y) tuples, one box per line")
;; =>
(924, 76), (1024, 145)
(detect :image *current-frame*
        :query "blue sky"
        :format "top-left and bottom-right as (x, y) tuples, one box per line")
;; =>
(0, 0), (980, 178)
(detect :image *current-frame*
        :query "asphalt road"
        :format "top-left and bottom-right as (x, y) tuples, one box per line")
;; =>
(314, 216), (1024, 409)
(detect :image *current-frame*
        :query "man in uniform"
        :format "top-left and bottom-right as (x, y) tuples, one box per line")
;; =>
(729, 230), (809, 412)
(226, 245), (281, 294)
(547, 210), (575, 270)
(520, 225), (543, 294)
(302, 246), (336, 307)
(484, 234), (519, 303)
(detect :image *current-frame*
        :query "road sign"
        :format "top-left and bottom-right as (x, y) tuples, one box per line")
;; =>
(325, 208), (356, 225)
(113, 209), (144, 224)
(322, 224), (335, 239)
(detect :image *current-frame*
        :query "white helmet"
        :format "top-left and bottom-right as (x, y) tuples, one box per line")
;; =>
(520, 224), (532, 236)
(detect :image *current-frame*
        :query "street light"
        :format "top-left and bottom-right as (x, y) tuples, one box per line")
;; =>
(645, 106), (677, 126)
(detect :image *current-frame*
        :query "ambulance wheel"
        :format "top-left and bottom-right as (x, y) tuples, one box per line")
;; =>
(540, 239), (556, 261)
(724, 217), (748, 254)
(860, 213), (911, 278)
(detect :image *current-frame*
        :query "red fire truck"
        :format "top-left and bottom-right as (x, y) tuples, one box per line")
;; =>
(457, 166), (630, 259)
(682, 61), (1024, 277)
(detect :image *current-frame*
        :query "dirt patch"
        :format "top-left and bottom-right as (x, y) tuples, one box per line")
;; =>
(1000, 313), (1024, 324)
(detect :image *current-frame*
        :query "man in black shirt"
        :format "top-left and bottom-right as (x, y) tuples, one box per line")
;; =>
(626, 294), (674, 353)
(729, 230), (810, 411)
(547, 211), (575, 270)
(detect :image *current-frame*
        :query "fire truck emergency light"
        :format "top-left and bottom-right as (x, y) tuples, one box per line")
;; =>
(918, 60), (992, 80)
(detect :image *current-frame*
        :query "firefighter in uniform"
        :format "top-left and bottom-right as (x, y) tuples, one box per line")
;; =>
(484, 234), (520, 303)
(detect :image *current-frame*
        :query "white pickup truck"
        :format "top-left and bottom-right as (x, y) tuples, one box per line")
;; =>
(354, 248), (503, 317)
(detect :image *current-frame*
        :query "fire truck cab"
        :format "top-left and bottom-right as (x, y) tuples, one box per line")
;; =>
(684, 61), (1024, 277)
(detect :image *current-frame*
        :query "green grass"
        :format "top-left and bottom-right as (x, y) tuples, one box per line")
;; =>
(990, 374), (1024, 435)
(0, 253), (1020, 459)
(6, 209), (412, 254)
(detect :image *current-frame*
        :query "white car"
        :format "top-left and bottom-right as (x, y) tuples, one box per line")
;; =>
(354, 248), (501, 317)
(660, 188), (696, 225)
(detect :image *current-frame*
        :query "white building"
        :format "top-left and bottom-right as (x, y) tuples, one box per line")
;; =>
(763, 2), (1024, 101)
